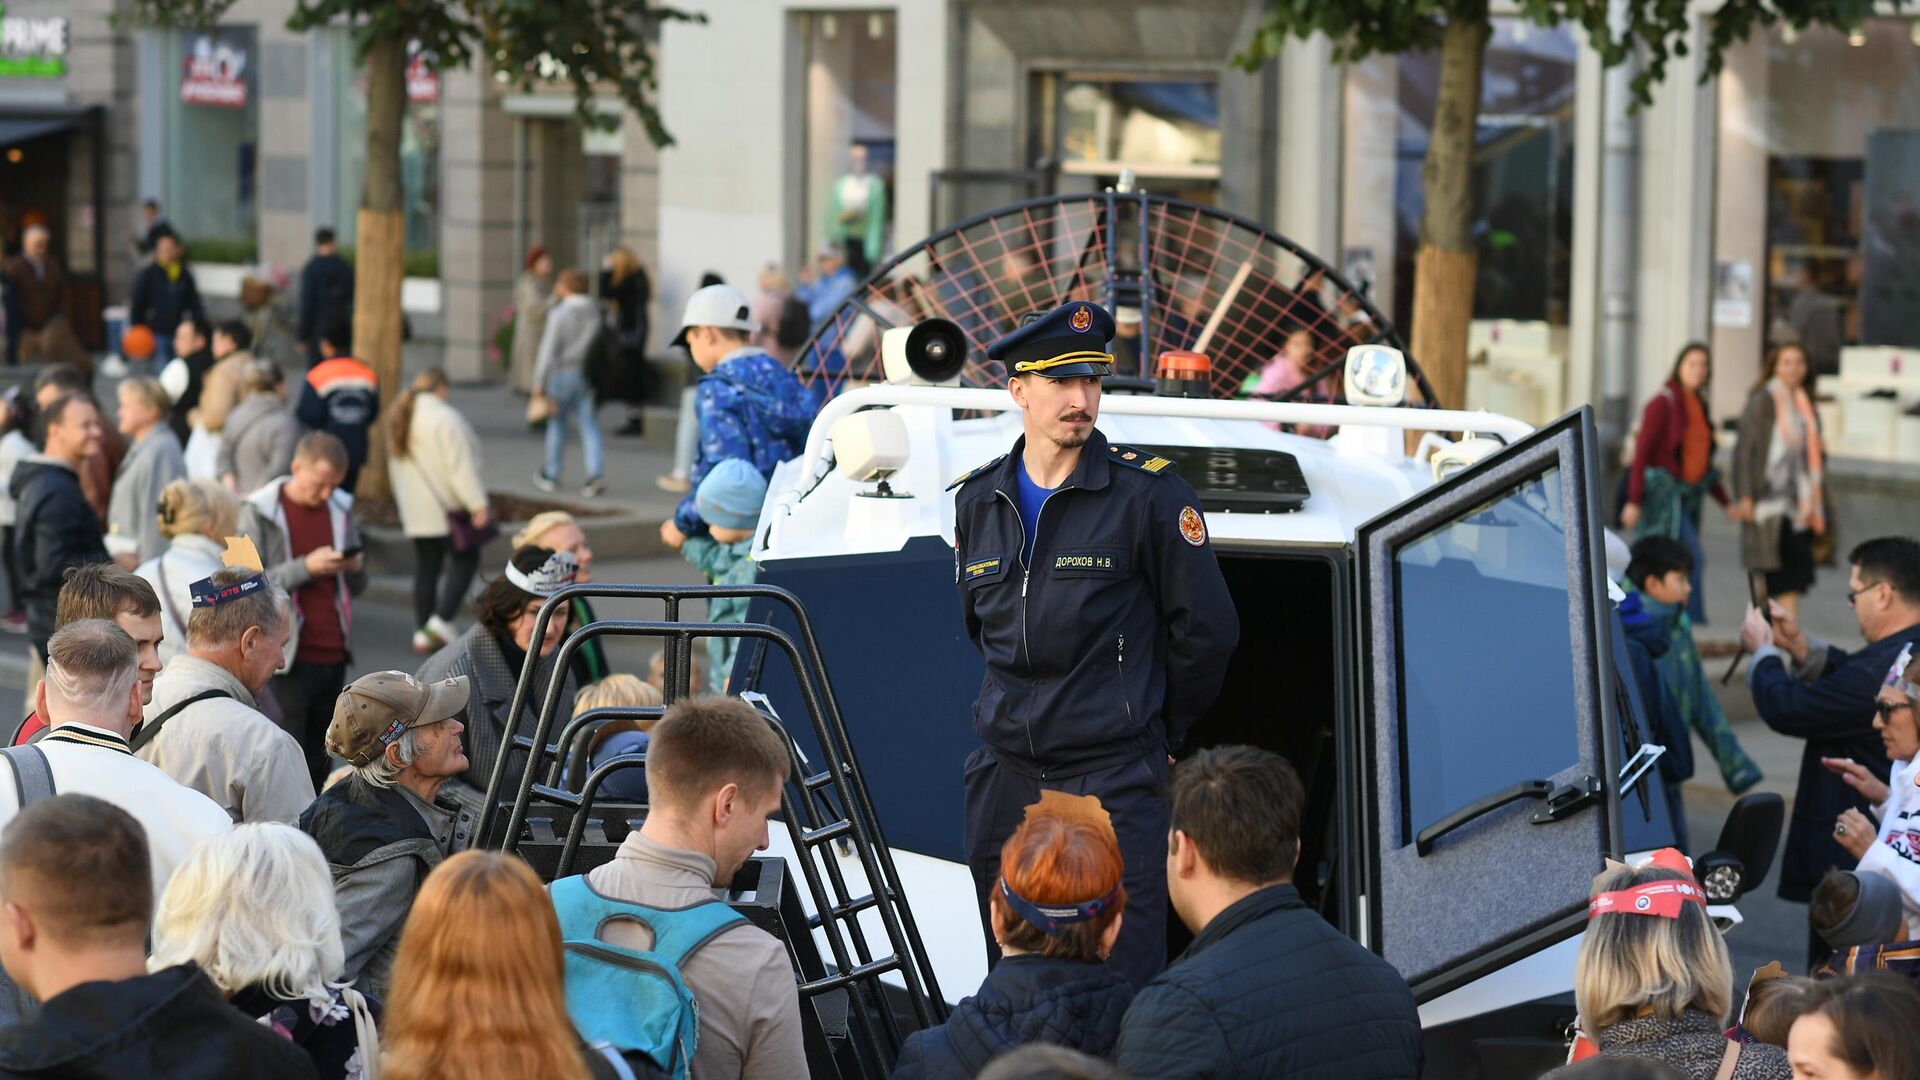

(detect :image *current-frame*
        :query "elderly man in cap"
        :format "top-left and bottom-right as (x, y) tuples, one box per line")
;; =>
(658, 283), (815, 554)
(949, 300), (1239, 990)
(137, 567), (314, 825)
(299, 668), (473, 999)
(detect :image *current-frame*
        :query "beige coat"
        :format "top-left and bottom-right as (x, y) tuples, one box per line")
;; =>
(196, 349), (252, 433)
(388, 391), (487, 538)
(509, 271), (553, 393)
(138, 655), (317, 825)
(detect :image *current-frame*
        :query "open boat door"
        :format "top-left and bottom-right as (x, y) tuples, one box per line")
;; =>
(1352, 407), (1623, 1003)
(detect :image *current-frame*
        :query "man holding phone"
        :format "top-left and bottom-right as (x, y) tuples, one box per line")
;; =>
(1740, 536), (1920, 963)
(240, 431), (368, 787)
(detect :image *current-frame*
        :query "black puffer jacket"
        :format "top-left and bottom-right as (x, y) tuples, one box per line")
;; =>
(1114, 885), (1422, 1080)
(892, 955), (1134, 1080)
(10, 457), (108, 643)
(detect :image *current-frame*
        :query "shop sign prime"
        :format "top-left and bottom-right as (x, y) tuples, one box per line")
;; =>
(0, 5), (67, 79)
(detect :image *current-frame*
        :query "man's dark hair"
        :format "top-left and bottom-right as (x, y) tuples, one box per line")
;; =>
(215, 318), (253, 352)
(295, 430), (350, 473)
(322, 317), (352, 355)
(647, 696), (791, 810)
(1626, 536), (1694, 592)
(142, 198), (159, 212)
(34, 393), (91, 451)
(1796, 973), (1920, 1080)
(0, 794), (151, 947)
(56, 563), (161, 628)
(1170, 745), (1303, 886)
(314, 227), (336, 247)
(181, 316), (212, 349)
(31, 364), (85, 397)
(1809, 869), (1859, 936)
(557, 268), (590, 295)
(1850, 538), (1920, 606)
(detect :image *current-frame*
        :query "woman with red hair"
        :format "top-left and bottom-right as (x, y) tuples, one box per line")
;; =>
(893, 792), (1135, 1079)
(381, 851), (622, 1080)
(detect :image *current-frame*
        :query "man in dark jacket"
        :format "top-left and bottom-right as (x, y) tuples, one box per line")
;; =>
(10, 393), (108, 662)
(298, 228), (354, 369)
(127, 231), (204, 369)
(951, 301), (1238, 991)
(0, 794), (317, 1079)
(296, 320), (379, 492)
(1741, 536), (1920, 962)
(1115, 746), (1421, 1080)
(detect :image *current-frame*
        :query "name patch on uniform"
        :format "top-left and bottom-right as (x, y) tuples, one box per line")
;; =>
(1053, 552), (1118, 572)
(965, 557), (1003, 580)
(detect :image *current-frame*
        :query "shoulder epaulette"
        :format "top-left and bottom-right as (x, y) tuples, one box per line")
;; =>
(1108, 444), (1176, 475)
(947, 454), (1008, 491)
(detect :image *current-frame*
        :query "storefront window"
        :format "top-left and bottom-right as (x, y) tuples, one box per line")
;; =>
(1712, 18), (1920, 391)
(798, 11), (897, 269)
(165, 26), (259, 264)
(1341, 18), (1578, 334)
(1051, 74), (1221, 204)
(334, 38), (441, 278)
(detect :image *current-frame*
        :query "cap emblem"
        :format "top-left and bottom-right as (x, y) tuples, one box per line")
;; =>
(1070, 306), (1092, 333)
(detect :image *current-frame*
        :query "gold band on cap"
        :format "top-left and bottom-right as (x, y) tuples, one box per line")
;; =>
(1012, 351), (1115, 374)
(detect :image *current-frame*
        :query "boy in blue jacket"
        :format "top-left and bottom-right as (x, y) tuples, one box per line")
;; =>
(681, 458), (766, 693)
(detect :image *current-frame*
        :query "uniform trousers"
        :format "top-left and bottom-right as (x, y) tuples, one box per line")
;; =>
(963, 745), (1169, 992)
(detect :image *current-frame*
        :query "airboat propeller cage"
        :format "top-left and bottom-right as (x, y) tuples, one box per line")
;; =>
(830, 410), (912, 484)
(882, 319), (968, 386)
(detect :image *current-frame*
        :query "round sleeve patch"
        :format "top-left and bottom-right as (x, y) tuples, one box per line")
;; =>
(1178, 505), (1207, 547)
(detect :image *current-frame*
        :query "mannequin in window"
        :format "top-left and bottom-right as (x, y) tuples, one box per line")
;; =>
(825, 144), (887, 278)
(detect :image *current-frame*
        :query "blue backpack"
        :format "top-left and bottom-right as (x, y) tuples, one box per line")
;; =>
(550, 875), (747, 1080)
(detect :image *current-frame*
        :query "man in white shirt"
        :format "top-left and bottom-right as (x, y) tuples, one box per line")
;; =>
(138, 567), (316, 824)
(3, 619), (229, 901)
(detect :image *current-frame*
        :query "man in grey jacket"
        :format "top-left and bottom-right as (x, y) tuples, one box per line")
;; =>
(532, 268), (607, 497)
(300, 669), (474, 999)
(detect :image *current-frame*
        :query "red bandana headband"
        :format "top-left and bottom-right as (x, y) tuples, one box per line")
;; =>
(1588, 847), (1708, 920)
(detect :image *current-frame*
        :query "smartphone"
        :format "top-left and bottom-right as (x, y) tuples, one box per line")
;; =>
(339, 545), (365, 559)
(1750, 572), (1771, 625)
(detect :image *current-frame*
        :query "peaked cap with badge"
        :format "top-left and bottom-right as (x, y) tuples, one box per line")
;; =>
(988, 301), (1117, 379)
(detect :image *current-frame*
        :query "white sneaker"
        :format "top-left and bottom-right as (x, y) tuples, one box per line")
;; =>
(426, 615), (458, 643)
(534, 472), (559, 493)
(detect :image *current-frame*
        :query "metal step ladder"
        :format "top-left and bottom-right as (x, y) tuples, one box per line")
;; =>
(476, 582), (948, 1078)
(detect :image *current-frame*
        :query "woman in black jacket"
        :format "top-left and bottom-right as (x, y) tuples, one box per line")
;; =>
(893, 791), (1134, 1080)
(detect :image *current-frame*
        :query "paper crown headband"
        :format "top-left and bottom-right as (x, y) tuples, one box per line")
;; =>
(504, 549), (579, 597)
(190, 535), (269, 608)
(998, 792), (1123, 937)
(1885, 643), (1918, 699)
(1588, 848), (1708, 921)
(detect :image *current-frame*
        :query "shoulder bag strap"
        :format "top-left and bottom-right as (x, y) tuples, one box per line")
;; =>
(155, 559), (189, 642)
(0, 746), (54, 807)
(1713, 1036), (1742, 1080)
(131, 688), (233, 752)
(339, 986), (381, 1080)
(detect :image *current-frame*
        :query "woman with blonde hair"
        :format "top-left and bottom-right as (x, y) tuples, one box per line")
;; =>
(1573, 860), (1788, 1078)
(387, 367), (492, 654)
(107, 375), (187, 568)
(514, 511), (606, 681)
(150, 822), (377, 1080)
(136, 477), (243, 663)
(382, 851), (622, 1080)
(598, 245), (652, 437)
(572, 673), (664, 801)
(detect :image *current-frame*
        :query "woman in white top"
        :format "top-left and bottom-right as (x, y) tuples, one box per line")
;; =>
(136, 478), (242, 665)
(1829, 644), (1920, 929)
(387, 368), (491, 654)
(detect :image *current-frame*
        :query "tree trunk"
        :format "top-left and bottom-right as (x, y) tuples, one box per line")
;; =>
(1410, 15), (1490, 410)
(352, 34), (408, 502)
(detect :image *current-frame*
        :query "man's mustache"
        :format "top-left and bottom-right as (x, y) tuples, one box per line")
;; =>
(1058, 412), (1091, 422)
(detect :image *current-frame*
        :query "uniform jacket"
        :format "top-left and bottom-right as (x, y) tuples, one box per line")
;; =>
(673, 348), (816, 536)
(135, 534), (226, 666)
(138, 655), (317, 825)
(1749, 623), (1920, 901)
(388, 391), (487, 538)
(295, 357), (379, 491)
(10, 457), (109, 642)
(0, 963), (319, 1080)
(1859, 752), (1920, 929)
(952, 430), (1238, 774)
(892, 954), (1134, 1080)
(300, 774), (458, 1001)
(128, 260), (205, 336)
(217, 393), (302, 495)
(1113, 885), (1421, 1080)
(1582, 1010), (1789, 1080)
(241, 476), (368, 661)
(297, 254), (354, 347)
(105, 426), (186, 564)
(417, 622), (581, 806)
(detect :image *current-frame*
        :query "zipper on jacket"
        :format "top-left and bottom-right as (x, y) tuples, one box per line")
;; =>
(996, 482), (1075, 766)
(1118, 634), (1134, 733)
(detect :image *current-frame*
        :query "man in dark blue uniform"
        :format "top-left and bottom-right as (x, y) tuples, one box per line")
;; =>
(950, 300), (1240, 990)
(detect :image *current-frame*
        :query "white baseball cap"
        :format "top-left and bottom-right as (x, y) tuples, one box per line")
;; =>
(672, 283), (757, 348)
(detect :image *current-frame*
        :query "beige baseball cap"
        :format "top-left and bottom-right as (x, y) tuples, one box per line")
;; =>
(327, 670), (470, 768)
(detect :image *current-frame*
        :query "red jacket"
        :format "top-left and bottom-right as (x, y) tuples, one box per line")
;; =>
(1627, 381), (1729, 507)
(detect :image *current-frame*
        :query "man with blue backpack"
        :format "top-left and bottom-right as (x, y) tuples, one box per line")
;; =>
(556, 696), (804, 1079)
